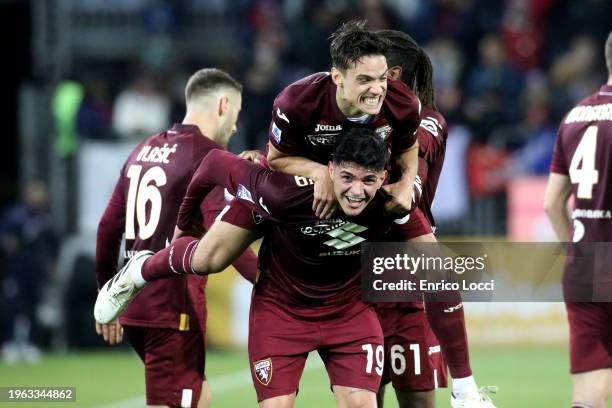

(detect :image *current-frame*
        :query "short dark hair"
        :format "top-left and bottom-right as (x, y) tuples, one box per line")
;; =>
(333, 127), (389, 171)
(376, 29), (437, 110)
(329, 20), (390, 72)
(185, 68), (242, 103)
(606, 29), (612, 76)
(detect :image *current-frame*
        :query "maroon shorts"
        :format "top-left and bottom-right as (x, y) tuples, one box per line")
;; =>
(565, 302), (612, 374)
(124, 326), (206, 408)
(248, 295), (384, 402)
(375, 307), (448, 391)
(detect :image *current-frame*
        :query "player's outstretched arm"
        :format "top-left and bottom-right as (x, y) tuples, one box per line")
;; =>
(544, 172), (572, 241)
(191, 219), (261, 276)
(267, 144), (336, 219)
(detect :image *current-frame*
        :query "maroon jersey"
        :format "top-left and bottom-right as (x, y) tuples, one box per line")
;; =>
(268, 72), (420, 164)
(416, 107), (448, 229)
(97, 124), (220, 331)
(179, 150), (423, 318)
(550, 84), (612, 242)
(377, 108), (448, 311)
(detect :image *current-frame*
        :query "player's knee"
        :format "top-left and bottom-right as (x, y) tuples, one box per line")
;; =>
(573, 370), (610, 405)
(345, 391), (377, 408)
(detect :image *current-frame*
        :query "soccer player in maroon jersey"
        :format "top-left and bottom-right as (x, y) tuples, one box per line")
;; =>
(94, 68), (257, 408)
(264, 20), (492, 408)
(544, 30), (612, 408)
(96, 127), (436, 408)
(265, 20), (421, 220)
(374, 30), (494, 408)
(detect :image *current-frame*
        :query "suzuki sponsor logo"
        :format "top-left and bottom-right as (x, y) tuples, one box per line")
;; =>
(323, 222), (368, 250)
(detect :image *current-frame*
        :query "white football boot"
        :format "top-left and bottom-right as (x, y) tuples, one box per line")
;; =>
(451, 386), (498, 408)
(94, 250), (153, 324)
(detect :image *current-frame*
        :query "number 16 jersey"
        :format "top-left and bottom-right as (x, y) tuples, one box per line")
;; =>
(96, 124), (222, 331)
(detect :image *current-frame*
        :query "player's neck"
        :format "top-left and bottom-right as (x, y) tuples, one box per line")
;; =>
(182, 113), (222, 146)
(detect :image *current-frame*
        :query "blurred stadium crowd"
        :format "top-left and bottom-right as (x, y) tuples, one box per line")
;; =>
(1, 0), (611, 359)
(63, 0), (611, 234)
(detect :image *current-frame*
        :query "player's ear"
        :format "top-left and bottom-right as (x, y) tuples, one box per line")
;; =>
(218, 96), (229, 116)
(387, 66), (402, 80)
(378, 170), (388, 187)
(331, 68), (344, 88)
(328, 161), (334, 178)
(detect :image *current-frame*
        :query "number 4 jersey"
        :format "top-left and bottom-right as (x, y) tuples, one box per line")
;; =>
(96, 124), (226, 331)
(550, 84), (612, 242)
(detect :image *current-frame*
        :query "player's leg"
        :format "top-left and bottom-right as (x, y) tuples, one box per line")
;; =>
(398, 213), (494, 407)
(332, 385), (377, 408)
(566, 302), (612, 408)
(124, 326), (207, 408)
(249, 294), (312, 408)
(379, 307), (445, 408)
(197, 380), (211, 408)
(376, 384), (386, 408)
(319, 302), (383, 408)
(572, 369), (612, 408)
(394, 389), (434, 408)
(95, 219), (259, 324)
(259, 394), (297, 408)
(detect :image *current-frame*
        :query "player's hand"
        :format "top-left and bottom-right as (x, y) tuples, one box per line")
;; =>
(239, 150), (263, 165)
(313, 171), (337, 219)
(95, 320), (124, 345)
(382, 179), (414, 215)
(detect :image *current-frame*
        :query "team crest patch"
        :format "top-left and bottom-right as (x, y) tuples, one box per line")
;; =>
(375, 124), (392, 140)
(253, 358), (273, 386)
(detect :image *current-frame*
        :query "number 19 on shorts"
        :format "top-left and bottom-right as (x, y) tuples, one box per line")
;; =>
(362, 344), (384, 376)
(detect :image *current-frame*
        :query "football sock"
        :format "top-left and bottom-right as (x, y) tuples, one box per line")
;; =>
(452, 375), (478, 398)
(141, 236), (200, 282)
(131, 262), (148, 288)
(423, 290), (472, 379)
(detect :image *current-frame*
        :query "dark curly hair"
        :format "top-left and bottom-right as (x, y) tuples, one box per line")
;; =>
(333, 127), (389, 171)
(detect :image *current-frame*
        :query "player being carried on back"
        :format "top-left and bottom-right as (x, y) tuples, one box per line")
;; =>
(371, 28), (496, 408)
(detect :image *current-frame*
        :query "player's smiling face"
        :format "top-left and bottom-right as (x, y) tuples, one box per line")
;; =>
(332, 55), (388, 117)
(329, 161), (386, 217)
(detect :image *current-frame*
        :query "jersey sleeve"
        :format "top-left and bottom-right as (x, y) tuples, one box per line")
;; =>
(267, 86), (307, 155)
(385, 79), (420, 152)
(178, 150), (302, 229)
(230, 246), (259, 284)
(417, 111), (447, 164)
(95, 175), (127, 288)
(550, 128), (568, 175)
